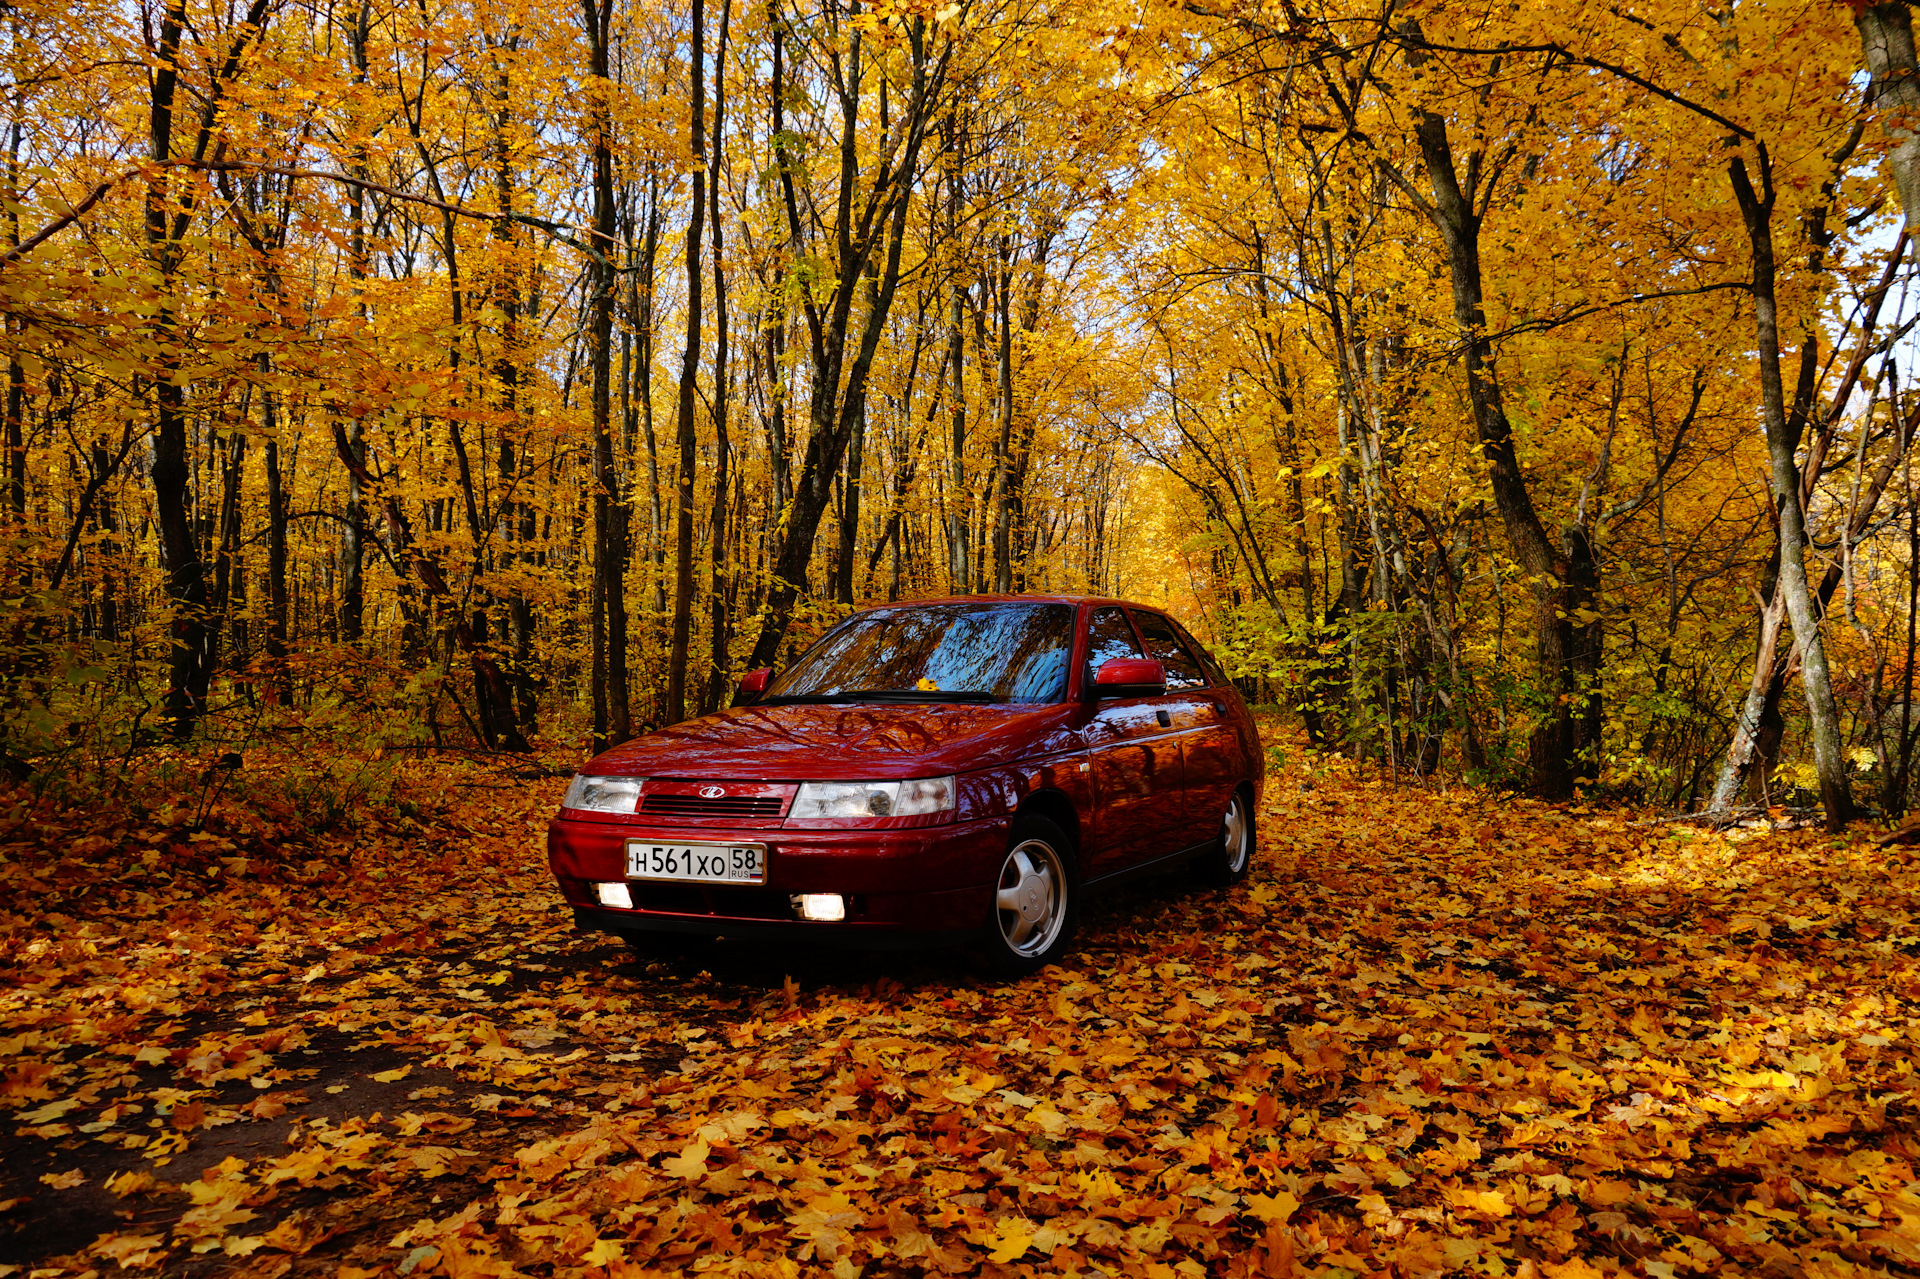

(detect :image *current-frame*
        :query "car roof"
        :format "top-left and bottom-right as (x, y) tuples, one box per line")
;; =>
(857, 594), (1164, 612)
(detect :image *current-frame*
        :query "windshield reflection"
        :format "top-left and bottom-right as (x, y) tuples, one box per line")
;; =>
(765, 602), (1076, 704)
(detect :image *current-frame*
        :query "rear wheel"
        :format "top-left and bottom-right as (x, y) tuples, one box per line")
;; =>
(976, 815), (1079, 978)
(1193, 787), (1255, 887)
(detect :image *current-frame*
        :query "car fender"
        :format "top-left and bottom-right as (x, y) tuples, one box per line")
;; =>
(956, 753), (1095, 863)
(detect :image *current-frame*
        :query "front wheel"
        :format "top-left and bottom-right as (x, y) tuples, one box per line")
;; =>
(1193, 787), (1255, 887)
(975, 815), (1079, 978)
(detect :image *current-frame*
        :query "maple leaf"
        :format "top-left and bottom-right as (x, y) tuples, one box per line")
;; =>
(985, 1218), (1036, 1262)
(1244, 1190), (1298, 1224)
(658, 1137), (711, 1180)
(91, 1233), (169, 1268)
(582, 1238), (624, 1266)
(1445, 1186), (1514, 1219)
(789, 1192), (864, 1260)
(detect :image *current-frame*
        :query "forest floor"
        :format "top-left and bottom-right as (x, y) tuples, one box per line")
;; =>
(1, 731), (1917, 1279)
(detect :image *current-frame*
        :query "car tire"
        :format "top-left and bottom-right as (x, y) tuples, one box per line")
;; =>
(975, 814), (1080, 978)
(1193, 786), (1255, 887)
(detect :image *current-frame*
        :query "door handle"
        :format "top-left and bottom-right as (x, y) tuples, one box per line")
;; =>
(1156, 710), (1172, 728)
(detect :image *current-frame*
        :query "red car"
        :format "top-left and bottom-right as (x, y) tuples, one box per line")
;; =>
(547, 596), (1262, 975)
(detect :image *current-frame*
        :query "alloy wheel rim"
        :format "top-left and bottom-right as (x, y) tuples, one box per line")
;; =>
(1223, 795), (1250, 872)
(995, 839), (1067, 958)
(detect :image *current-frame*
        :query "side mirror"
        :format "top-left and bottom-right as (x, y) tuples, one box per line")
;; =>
(1093, 658), (1166, 697)
(739, 668), (772, 698)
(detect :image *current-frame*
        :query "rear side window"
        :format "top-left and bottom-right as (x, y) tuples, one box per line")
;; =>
(1132, 611), (1209, 690)
(1085, 607), (1144, 675)
(1168, 617), (1229, 686)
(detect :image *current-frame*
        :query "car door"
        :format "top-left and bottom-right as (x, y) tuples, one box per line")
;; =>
(1131, 609), (1241, 848)
(1081, 606), (1188, 877)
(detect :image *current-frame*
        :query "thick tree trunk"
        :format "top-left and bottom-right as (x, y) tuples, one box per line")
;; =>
(665, 0), (706, 725)
(1857, 2), (1920, 233)
(147, 0), (213, 740)
(585, 0), (630, 748)
(704, 0), (734, 713)
(1404, 109), (1588, 798)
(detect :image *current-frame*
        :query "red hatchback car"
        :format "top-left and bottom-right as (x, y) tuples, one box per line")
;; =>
(547, 596), (1262, 974)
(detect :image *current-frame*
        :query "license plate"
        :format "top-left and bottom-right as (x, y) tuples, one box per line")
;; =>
(625, 841), (766, 884)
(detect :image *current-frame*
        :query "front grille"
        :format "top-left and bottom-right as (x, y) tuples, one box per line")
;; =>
(640, 794), (785, 818)
(626, 885), (792, 920)
(630, 884), (708, 914)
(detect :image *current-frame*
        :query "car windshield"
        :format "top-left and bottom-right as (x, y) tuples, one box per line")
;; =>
(763, 602), (1076, 704)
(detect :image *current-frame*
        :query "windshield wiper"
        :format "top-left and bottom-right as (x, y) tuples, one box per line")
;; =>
(763, 688), (1001, 705)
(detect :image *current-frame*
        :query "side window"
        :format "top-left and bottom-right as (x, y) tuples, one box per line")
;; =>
(1085, 607), (1144, 677)
(1168, 617), (1229, 687)
(1132, 611), (1208, 690)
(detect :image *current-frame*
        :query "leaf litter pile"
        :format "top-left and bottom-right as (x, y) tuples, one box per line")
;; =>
(2, 740), (1918, 1278)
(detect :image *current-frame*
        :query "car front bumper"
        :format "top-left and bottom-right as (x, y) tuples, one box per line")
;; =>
(547, 812), (1012, 942)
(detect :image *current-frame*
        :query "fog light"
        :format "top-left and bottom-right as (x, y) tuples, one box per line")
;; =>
(596, 881), (634, 909)
(792, 893), (846, 922)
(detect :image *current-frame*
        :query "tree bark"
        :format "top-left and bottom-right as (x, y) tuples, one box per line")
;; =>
(1396, 108), (1590, 798)
(665, 0), (706, 725)
(704, 0), (735, 713)
(1857, 2), (1920, 233)
(1728, 150), (1856, 831)
(585, 0), (630, 748)
(488, 31), (536, 729)
(836, 404), (864, 604)
(146, 0), (277, 738)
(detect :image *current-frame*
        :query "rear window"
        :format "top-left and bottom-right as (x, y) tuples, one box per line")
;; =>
(1085, 607), (1145, 673)
(1132, 611), (1210, 690)
(767, 601), (1076, 704)
(1168, 616), (1228, 686)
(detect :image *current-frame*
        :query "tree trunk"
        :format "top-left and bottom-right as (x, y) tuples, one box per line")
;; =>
(704, 0), (735, 713)
(262, 384), (290, 704)
(147, 0), (212, 739)
(489, 34), (536, 730)
(1728, 150), (1856, 831)
(585, 0), (630, 748)
(947, 278), (969, 593)
(339, 0), (372, 647)
(665, 0), (706, 725)
(1400, 108), (1587, 798)
(836, 404), (864, 604)
(329, 423), (530, 751)
(745, 10), (953, 668)
(1857, 2), (1920, 233)
(986, 242), (1013, 593)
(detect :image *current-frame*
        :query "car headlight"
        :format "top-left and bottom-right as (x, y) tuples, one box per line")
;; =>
(792, 776), (955, 818)
(562, 774), (645, 813)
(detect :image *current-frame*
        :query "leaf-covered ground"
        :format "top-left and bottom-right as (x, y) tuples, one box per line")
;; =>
(2, 737), (1917, 1278)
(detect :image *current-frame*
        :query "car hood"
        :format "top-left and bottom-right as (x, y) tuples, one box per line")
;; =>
(582, 701), (1084, 780)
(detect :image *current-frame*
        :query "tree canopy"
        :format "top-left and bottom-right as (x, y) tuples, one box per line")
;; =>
(2, 0), (1919, 815)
